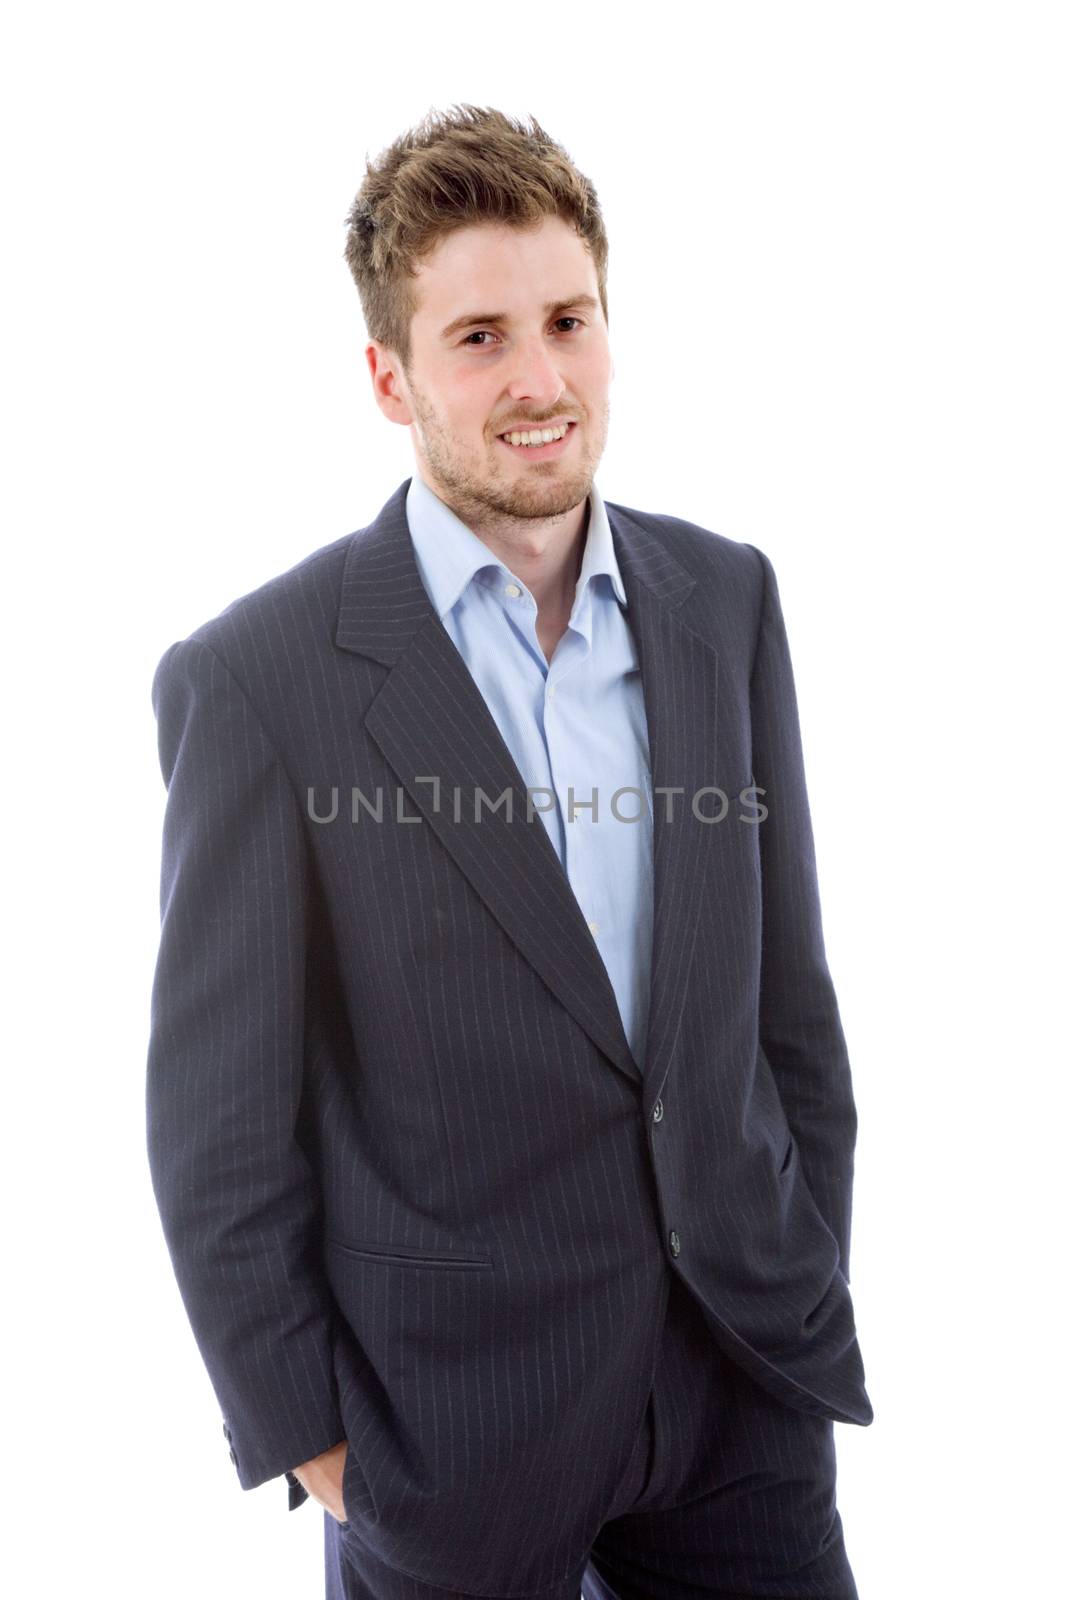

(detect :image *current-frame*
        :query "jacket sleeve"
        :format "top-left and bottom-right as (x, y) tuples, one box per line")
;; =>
(747, 546), (860, 1282)
(147, 635), (346, 1501)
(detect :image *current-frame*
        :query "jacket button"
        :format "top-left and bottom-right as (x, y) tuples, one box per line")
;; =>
(229, 1446), (238, 1466)
(669, 1230), (681, 1256)
(652, 1099), (663, 1123)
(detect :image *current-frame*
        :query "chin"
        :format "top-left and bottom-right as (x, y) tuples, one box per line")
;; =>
(491, 474), (590, 520)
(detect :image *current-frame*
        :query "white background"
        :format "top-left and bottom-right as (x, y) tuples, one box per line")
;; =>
(3, 3), (1064, 1595)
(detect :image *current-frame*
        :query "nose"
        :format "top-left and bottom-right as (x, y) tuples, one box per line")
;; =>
(503, 335), (566, 410)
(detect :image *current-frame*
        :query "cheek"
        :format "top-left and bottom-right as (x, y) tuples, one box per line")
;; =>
(451, 377), (497, 439)
(580, 345), (614, 400)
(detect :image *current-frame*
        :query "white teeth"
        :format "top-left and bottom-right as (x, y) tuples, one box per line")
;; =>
(502, 424), (569, 447)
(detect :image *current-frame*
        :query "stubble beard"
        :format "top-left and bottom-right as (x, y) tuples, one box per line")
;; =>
(406, 374), (607, 533)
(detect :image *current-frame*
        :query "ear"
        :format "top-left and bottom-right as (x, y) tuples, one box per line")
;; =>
(366, 342), (414, 426)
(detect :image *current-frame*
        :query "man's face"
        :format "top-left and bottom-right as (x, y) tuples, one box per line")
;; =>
(369, 217), (613, 527)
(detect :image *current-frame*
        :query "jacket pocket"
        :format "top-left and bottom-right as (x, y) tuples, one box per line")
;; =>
(325, 1235), (493, 1270)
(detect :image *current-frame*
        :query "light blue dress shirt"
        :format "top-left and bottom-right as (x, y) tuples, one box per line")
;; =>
(405, 469), (654, 1068)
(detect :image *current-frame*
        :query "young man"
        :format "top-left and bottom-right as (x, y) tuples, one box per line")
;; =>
(147, 105), (872, 1600)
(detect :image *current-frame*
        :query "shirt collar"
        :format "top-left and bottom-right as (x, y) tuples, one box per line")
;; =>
(405, 468), (628, 622)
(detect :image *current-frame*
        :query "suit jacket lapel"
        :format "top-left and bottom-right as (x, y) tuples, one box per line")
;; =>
(606, 503), (721, 1106)
(334, 480), (719, 1097)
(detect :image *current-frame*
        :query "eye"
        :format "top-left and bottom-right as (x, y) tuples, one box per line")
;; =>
(461, 318), (584, 348)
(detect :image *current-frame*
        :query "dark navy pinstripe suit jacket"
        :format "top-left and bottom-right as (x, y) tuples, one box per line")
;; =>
(147, 477), (872, 1593)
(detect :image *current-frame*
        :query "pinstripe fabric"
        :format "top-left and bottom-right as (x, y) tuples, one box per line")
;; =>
(325, 1272), (859, 1599)
(146, 478), (872, 1597)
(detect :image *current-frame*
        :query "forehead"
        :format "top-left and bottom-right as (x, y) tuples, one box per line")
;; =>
(411, 218), (597, 323)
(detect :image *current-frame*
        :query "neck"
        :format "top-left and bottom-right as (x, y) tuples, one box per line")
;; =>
(422, 466), (591, 620)
(476, 498), (589, 620)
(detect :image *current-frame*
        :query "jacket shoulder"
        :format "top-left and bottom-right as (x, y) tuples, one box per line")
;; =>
(191, 532), (355, 655)
(151, 529), (360, 691)
(605, 496), (769, 607)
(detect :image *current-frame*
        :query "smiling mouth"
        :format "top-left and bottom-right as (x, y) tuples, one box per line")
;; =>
(495, 421), (578, 459)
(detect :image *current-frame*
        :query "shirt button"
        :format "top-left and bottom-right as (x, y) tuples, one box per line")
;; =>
(547, 685), (556, 697)
(652, 1099), (663, 1122)
(587, 920), (599, 935)
(669, 1230), (681, 1257)
(504, 583), (521, 598)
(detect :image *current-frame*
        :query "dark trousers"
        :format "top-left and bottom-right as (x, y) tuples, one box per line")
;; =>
(325, 1271), (860, 1600)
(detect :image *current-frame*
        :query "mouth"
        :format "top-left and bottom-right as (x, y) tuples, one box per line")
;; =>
(495, 421), (578, 461)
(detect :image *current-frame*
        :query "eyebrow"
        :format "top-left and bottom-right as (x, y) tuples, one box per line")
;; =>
(439, 293), (600, 342)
